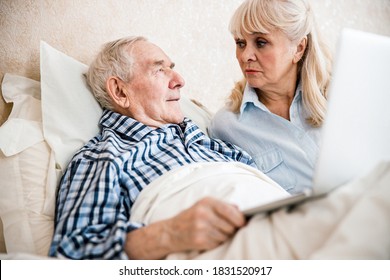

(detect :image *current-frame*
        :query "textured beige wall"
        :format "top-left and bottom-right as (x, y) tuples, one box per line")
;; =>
(1, 0), (390, 124)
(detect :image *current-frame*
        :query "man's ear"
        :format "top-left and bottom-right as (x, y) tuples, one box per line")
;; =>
(106, 76), (131, 109)
(293, 36), (307, 64)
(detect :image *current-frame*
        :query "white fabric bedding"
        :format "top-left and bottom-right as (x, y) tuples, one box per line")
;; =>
(130, 162), (290, 224)
(131, 161), (390, 260)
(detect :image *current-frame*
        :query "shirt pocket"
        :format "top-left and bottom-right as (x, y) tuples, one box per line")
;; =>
(253, 148), (296, 192)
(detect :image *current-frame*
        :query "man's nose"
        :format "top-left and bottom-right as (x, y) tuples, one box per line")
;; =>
(169, 70), (185, 89)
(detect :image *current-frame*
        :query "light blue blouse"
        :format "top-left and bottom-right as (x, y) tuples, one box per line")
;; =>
(209, 84), (321, 194)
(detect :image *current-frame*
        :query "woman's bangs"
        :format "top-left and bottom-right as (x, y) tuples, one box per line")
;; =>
(230, 4), (270, 38)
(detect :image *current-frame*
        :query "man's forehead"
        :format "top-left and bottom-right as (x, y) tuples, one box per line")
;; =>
(132, 41), (172, 66)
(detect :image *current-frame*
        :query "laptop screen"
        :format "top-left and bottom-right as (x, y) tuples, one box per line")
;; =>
(312, 28), (390, 193)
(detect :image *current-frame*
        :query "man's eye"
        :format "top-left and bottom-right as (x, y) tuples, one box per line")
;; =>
(155, 68), (165, 74)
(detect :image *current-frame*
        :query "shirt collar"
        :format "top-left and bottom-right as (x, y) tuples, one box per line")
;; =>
(180, 118), (206, 146)
(100, 110), (206, 145)
(239, 81), (303, 118)
(159, 117), (206, 146)
(239, 84), (267, 116)
(100, 110), (153, 142)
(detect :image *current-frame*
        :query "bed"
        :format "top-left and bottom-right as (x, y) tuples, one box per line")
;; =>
(0, 41), (216, 258)
(1, 1), (390, 260)
(0, 41), (292, 259)
(1, 39), (390, 260)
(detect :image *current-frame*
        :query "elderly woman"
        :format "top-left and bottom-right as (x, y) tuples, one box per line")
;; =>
(209, 0), (332, 194)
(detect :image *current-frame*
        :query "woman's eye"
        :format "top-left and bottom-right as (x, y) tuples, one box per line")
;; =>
(235, 40), (246, 48)
(256, 40), (267, 48)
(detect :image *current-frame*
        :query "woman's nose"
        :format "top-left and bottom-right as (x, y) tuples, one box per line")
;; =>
(240, 46), (256, 62)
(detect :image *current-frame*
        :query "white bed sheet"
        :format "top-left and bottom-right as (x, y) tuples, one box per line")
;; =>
(131, 161), (390, 259)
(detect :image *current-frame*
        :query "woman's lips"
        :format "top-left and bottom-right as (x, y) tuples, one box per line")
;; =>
(245, 68), (260, 74)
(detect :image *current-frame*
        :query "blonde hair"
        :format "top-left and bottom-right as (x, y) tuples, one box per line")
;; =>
(228, 0), (332, 126)
(85, 36), (147, 110)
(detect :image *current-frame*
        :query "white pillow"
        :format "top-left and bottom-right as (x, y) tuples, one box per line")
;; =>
(180, 97), (212, 134)
(40, 41), (212, 173)
(0, 74), (56, 255)
(40, 41), (103, 172)
(0, 219), (5, 253)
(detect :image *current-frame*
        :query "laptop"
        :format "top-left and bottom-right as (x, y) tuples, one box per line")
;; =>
(243, 28), (390, 217)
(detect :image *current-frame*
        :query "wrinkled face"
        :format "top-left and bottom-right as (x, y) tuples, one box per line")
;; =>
(125, 41), (185, 128)
(235, 30), (299, 92)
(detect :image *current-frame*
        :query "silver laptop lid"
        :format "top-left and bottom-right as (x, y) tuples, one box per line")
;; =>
(313, 28), (390, 194)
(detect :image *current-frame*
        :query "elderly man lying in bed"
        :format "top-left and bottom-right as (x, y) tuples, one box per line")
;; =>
(49, 36), (390, 260)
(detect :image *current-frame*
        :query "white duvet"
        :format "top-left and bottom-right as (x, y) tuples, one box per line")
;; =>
(130, 162), (289, 224)
(131, 161), (390, 260)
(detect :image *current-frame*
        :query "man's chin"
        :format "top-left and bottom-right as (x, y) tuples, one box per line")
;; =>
(176, 114), (185, 124)
(173, 114), (185, 124)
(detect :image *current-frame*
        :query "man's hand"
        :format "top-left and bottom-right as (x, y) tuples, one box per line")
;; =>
(165, 197), (246, 251)
(125, 197), (245, 259)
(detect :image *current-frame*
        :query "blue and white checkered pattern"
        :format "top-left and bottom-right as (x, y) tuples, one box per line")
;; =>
(49, 109), (254, 259)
